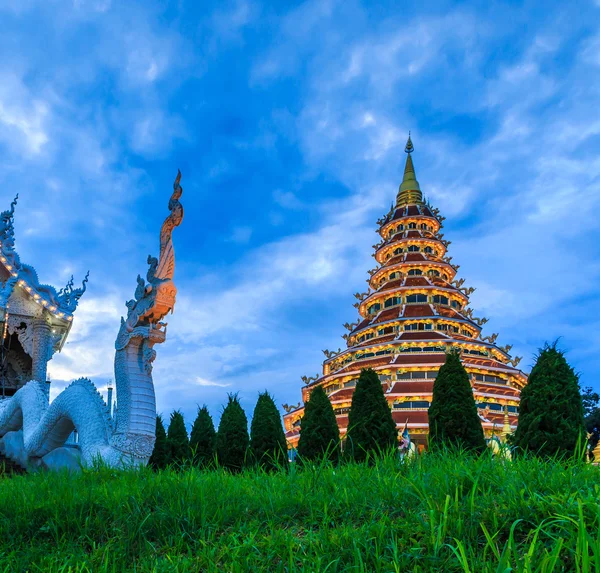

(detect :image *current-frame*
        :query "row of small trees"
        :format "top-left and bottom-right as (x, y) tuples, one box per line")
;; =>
(149, 342), (587, 470)
(297, 343), (587, 461)
(149, 392), (287, 472)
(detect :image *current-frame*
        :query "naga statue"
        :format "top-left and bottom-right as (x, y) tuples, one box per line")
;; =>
(0, 171), (184, 471)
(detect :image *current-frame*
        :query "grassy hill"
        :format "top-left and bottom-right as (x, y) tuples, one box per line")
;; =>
(1, 452), (599, 572)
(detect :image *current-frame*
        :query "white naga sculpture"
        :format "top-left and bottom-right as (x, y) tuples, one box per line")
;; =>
(0, 172), (184, 470)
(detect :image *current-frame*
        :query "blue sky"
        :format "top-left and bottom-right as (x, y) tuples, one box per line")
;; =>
(1, 0), (599, 425)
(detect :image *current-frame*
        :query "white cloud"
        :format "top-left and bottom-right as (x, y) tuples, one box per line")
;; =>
(228, 226), (253, 244)
(195, 377), (231, 388)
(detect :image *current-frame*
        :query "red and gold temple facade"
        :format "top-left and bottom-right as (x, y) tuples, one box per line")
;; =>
(283, 136), (527, 451)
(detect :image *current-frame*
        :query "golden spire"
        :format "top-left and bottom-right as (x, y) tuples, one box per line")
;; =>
(396, 133), (423, 207)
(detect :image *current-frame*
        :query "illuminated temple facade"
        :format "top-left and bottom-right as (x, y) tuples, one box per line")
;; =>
(283, 137), (527, 451)
(0, 197), (87, 399)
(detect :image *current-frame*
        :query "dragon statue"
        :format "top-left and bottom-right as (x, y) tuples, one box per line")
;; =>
(0, 171), (184, 471)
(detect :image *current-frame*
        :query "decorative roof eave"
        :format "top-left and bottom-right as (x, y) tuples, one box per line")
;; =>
(379, 214), (440, 238)
(323, 339), (516, 369)
(0, 196), (89, 321)
(350, 313), (481, 338)
(369, 260), (456, 284)
(360, 285), (469, 312)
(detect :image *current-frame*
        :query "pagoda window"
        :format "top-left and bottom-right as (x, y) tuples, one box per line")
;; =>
(384, 296), (402, 308)
(375, 349), (392, 356)
(428, 269), (440, 277)
(405, 322), (433, 331)
(452, 326), (459, 333)
(377, 326), (395, 336)
(485, 403), (503, 411)
(344, 380), (357, 388)
(411, 371), (426, 379)
(508, 405), (518, 413)
(398, 224), (404, 231)
(442, 274), (448, 280)
(408, 245), (420, 252)
(389, 271), (400, 280)
(406, 294), (427, 303)
(420, 223), (427, 230)
(408, 269), (422, 276)
(393, 248), (404, 255)
(432, 295), (449, 305)
(292, 419), (301, 428)
(394, 401), (430, 409)
(474, 374), (507, 384)
(367, 303), (381, 315)
(437, 323), (448, 330)
(451, 300), (461, 310)
(408, 223), (417, 229)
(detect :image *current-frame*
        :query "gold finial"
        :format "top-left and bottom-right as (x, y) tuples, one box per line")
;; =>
(405, 132), (414, 154)
(396, 132), (422, 206)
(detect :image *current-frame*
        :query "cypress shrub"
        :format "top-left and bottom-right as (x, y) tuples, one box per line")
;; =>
(190, 405), (216, 468)
(148, 414), (169, 470)
(250, 392), (287, 471)
(216, 394), (249, 473)
(512, 343), (585, 459)
(297, 385), (339, 463)
(345, 368), (397, 462)
(167, 410), (190, 466)
(428, 351), (486, 453)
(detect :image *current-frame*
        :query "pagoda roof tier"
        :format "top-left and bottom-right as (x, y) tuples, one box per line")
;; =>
(350, 309), (481, 335)
(369, 259), (456, 285)
(375, 240), (447, 264)
(388, 381), (433, 394)
(319, 349), (524, 384)
(360, 285), (469, 314)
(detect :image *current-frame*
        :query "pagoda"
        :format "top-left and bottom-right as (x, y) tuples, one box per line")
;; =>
(283, 136), (527, 451)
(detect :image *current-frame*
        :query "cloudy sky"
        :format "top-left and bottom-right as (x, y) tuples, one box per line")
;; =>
(1, 0), (599, 426)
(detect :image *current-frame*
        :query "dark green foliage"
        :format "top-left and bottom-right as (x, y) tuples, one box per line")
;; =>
(297, 385), (340, 463)
(513, 343), (586, 459)
(216, 394), (249, 472)
(345, 368), (397, 462)
(250, 392), (287, 471)
(190, 406), (216, 468)
(149, 414), (169, 470)
(167, 410), (190, 465)
(428, 351), (486, 453)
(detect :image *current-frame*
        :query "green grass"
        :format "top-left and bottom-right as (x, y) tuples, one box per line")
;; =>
(1, 453), (600, 572)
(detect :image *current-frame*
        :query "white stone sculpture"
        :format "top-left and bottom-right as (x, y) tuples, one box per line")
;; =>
(0, 172), (184, 470)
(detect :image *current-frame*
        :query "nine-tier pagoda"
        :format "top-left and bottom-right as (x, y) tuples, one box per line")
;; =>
(283, 136), (527, 452)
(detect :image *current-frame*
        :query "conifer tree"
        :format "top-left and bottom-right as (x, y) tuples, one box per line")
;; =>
(297, 385), (340, 463)
(250, 391), (287, 471)
(149, 414), (169, 470)
(345, 368), (397, 462)
(216, 394), (249, 472)
(167, 410), (190, 466)
(428, 351), (486, 453)
(190, 405), (216, 468)
(512, 343), (585, 459)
